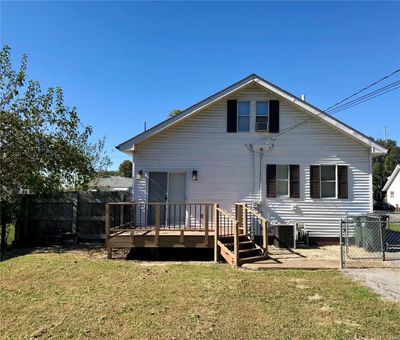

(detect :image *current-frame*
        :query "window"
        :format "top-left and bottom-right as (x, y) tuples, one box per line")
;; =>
(390, 191), (394, 198)
(256, 101), (269, 131)
(321, 165), (336, 198)
(276, 165), (289, 196)
(237, 101), (250, 132)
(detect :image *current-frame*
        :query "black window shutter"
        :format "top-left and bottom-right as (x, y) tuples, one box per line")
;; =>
(269, 100), (279, 133)
(227, 100), (237, 133)
(266, 164), (277, 198)
(337, 165), (348, 199)
(310, 165), (320, 199)
(290, 165), (300, 198)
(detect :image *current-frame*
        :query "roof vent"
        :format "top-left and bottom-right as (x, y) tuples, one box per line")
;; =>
(301, 94), (306, 101)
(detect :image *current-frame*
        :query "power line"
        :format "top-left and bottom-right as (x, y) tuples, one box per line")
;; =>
(272, 69), (400, 139)
(328, 83), (400, 115)
(325, 68), (400, 111)
(327, 79), (400, 114)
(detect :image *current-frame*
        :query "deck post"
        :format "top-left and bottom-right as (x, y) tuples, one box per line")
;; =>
(233, 221), (239, 267)
(262, 219), (268, 254)
(119, 203), (124, 228)
(105, 204), (112, 259)
(204, 204), (209, 246)
(155, 204), (160, 246)
(130, 229), (135, 246)
(236, 204), (243, 235)
(243, 204), (248, 236)
(214, 204), (219, 263)
(131, 204), (135, 227)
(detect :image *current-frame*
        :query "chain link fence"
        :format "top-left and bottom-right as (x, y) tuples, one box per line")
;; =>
(340, 213), (400, 268)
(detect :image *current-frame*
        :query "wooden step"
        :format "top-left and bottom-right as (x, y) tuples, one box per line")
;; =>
(224, 240), (255, 249)
(239, 254), (268, 264)
(239, 248), (263, 257)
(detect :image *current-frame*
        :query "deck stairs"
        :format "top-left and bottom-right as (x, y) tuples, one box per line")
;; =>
(218, 235), (267, 266)
(215, 203), (269, 267)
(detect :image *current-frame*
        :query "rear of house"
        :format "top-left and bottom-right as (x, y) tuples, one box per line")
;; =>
(118, 74), (387, 240)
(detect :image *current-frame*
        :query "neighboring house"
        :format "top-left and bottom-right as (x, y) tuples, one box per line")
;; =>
(383, 165), (400, 208)
(89, 176), (132, 192)
(117, 74), (387, 239)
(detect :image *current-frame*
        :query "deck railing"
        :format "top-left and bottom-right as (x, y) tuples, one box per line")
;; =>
(235, 203), (268, 253)
(106, 202), (214, 228)
(215, 205), (239, 266)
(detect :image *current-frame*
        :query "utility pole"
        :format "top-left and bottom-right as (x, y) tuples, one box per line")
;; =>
(384, 126), (387, 142)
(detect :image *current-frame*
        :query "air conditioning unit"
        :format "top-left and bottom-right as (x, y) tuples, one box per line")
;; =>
(256, 122), (268, 132)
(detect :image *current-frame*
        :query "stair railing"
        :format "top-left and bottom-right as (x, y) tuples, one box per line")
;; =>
(235, 203), (268, 254)
(214, 204), (239, 266)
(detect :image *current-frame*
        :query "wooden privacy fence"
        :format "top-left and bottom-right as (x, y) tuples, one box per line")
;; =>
(16, 191), (130, 244)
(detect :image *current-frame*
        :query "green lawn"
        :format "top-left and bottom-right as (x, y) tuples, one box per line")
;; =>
(0, 224), (15, 247)
(1, 251), (399, 339)
(389, 223), (400, 233)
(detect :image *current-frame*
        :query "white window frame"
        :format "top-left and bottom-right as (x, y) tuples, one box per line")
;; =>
(255, 101), (269, 132)
(320, 165), (337, 199)
(237, 101), (250, 132)
(276, 164), (290, 197)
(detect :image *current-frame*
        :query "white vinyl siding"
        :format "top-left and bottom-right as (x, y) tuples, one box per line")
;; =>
(132, 84), (372, 238)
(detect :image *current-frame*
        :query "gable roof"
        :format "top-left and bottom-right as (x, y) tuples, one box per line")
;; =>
(117, 73), (388, 155)
(382, 165), (400, 191)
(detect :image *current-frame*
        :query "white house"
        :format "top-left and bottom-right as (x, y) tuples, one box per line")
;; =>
(383, 165), (400, 209)
(117, 74), (387, 239)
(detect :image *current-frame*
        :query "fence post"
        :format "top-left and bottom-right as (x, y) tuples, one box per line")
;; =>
(381, 216), (386, 261)
(214, 204), (219, 263)
(340, 219), (344, 269)
(0, 203), (6, 262)
(105, 203), (111, 259)
(71, 193), (78, 242)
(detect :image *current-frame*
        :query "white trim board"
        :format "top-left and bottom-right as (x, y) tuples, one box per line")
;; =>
(382, 165), (400, 192)
(117, 73), (388, 155)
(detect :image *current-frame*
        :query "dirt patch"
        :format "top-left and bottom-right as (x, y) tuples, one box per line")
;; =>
(345, 268), (400, 302)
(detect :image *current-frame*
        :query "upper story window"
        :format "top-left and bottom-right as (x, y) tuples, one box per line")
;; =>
(237, 101), (250, 132)
(390, 191), (394, 198)
(256, 101), (269, 132)
(320, 165), (336, 198)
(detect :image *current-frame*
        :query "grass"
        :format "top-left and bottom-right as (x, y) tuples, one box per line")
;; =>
(389, 223), (400, 233)
(1, 251), (400, 339)
(0, 224), (15, 247)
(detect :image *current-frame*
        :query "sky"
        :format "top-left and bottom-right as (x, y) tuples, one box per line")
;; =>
(1, 1), (400, 169)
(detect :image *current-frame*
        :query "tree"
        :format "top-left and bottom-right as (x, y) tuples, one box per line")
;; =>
(372, 139), (400, 202)
(118, 160), (132, 178)
(0, 45), (110, 203)
(168, 109), (182, 117)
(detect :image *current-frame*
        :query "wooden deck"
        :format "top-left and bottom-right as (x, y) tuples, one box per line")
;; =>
(108, 229), (215, 248)
(105, 202), (269, 267)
